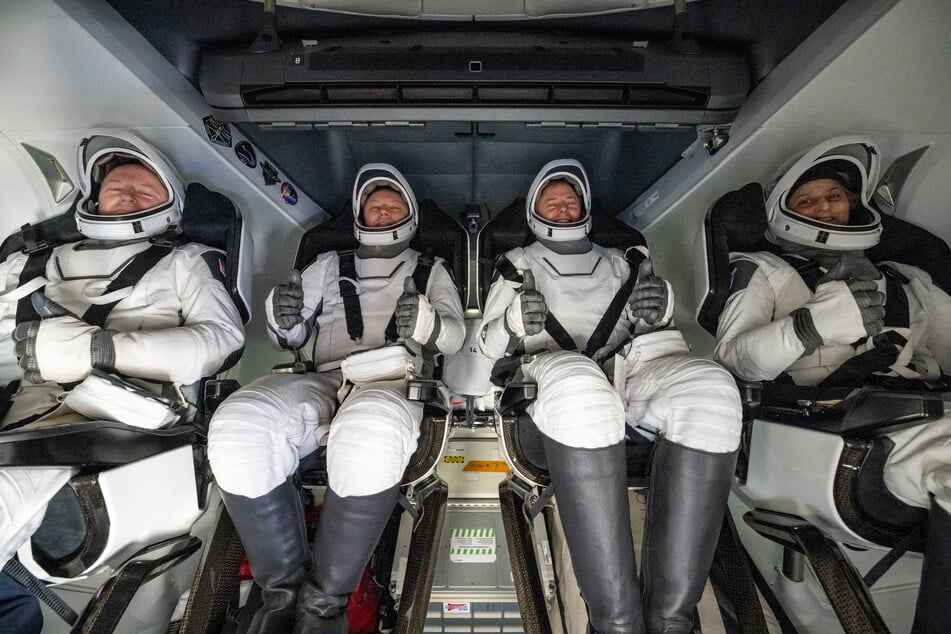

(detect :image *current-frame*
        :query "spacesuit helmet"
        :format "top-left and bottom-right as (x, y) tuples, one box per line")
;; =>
(526, 159), (592, 243)
(76, 132), (184, 241)
(765, 136), (882, 251)
(352, 163), (418, 247)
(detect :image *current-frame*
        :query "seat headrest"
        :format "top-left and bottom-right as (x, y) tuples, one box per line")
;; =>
(294, 199), (465, 286)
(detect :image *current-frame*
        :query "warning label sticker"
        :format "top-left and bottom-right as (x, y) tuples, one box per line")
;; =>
(462, 460), (509, 472)
(450, 528), (497, 563)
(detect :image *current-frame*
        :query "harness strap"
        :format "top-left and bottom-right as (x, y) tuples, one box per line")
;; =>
(863, 524), (924, 588)
(583, 247), (646, 357)
(880, 264), (910, 329)
(494, 255), (577, 351)
(384, 255), (436, 343)
(82, 243), (176, 327)
(337, 250), (363, 342)
(15, 250), (54, 324)
(3, 557), (78, 625)
(779, 253), (823, 292)
(495, 252), (642, 358)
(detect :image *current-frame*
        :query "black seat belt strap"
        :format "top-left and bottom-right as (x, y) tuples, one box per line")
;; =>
(82, 243), (175, 327)
(15, 249), (55, 324)
(583, 248), (645, 357)
(3, 557), (78, 625)
(494, 255), (579, 352)
(780, 253), (823, 292)
(879, 264), (910, 329)
(384, 255), (435, 343)
(337, 250), (364, 342)
(544, 313), (578, 352)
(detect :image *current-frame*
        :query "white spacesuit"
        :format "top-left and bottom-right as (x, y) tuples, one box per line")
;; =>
(207, 164), (464, 634)
(480, 159), (742, 633)
(714, 136), (951, 632)
(0, 132), (245, 573)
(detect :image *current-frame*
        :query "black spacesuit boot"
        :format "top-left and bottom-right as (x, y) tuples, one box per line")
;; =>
(641, 439), (737, 633)
(911, 499), (951, 634)
(221, 477), (310, 634)
(293, 484), (400, 634)
(543, 435), (646, 633)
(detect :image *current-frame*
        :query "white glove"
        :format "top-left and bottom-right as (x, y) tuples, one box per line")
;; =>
(395, 276), (438, 343)
(504, 270), (547, 337)
(792, 258), (885, 353)
(12, 293), (111, 383)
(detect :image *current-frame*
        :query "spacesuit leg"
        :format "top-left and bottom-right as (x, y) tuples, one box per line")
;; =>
(294, 381), (421, 633)
(912, 497), (951, 634)
(524, 352), (644, 633)
(208, 372), (339, 634)
(544, 437), (645, 633)
(640, 439), (737, 633)
(0, 467), (76, 570)
(623, 353), (741, 633)
(882, 413), (951, 633)
(222, 478), (309, 634)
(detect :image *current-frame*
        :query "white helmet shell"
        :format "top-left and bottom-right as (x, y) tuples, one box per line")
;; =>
(352, 163), (418, 247)
(526, 159), (592, 243)
(766, 136), (882, 251)
(75, 132), (184, 241)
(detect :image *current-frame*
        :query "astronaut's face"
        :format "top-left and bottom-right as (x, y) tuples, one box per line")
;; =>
(786, 178), (851, 226)
(362, 187), (410, 227)
(535, 180), (582, 223)
(97, 163), (169, 216)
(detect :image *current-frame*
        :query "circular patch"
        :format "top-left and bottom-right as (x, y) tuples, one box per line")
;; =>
(281, 182), (298, 205)
(234, 141), (257, 168)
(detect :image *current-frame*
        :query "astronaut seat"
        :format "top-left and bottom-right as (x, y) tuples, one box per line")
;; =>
(695, 182), (950, 632)
(271, 197), (466, 632)
(0, 182), (251, 632)
(474, 196), (660, 631)
(479, 196), (656, 489)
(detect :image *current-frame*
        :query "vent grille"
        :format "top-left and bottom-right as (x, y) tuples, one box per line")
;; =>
(242, 84), (709, 108)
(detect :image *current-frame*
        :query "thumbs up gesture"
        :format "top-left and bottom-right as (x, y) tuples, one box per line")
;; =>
(396, 275), (438, 342)
(628, 259), (672, 328)
(270, 269), (305, 329)
(505, 269), (548, 337)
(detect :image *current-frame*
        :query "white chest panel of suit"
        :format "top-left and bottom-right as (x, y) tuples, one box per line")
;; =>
(511, 242), (632, 355)
(299, 249), (421, 364)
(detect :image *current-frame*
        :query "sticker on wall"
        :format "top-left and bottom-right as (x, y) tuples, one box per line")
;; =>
(234, 141), (257, 168)
(202, 115), (233, 147)
(281, 182), (298, 205)
(261, 161), (280, 186)
(450, 527), (496, 563)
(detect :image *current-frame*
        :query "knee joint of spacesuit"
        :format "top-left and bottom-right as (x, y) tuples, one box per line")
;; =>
(327, 386), (421, 497)
(526, 352), (625, 449)
(653, 357), (742, 453)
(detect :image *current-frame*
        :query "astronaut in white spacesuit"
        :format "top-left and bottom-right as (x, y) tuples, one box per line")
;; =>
(208, 163), (464, 634)
(0, 133), (246, 629)
(714, 137), (951, 633)
(480, 159), (743, 634)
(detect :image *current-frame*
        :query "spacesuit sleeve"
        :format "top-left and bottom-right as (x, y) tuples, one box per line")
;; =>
(109, 247), (245, 384)
(425, 260), (465, 355)
(713, 259), (808, 381)
(479, 273), (521, 360)
(264, 255), (329, 351)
